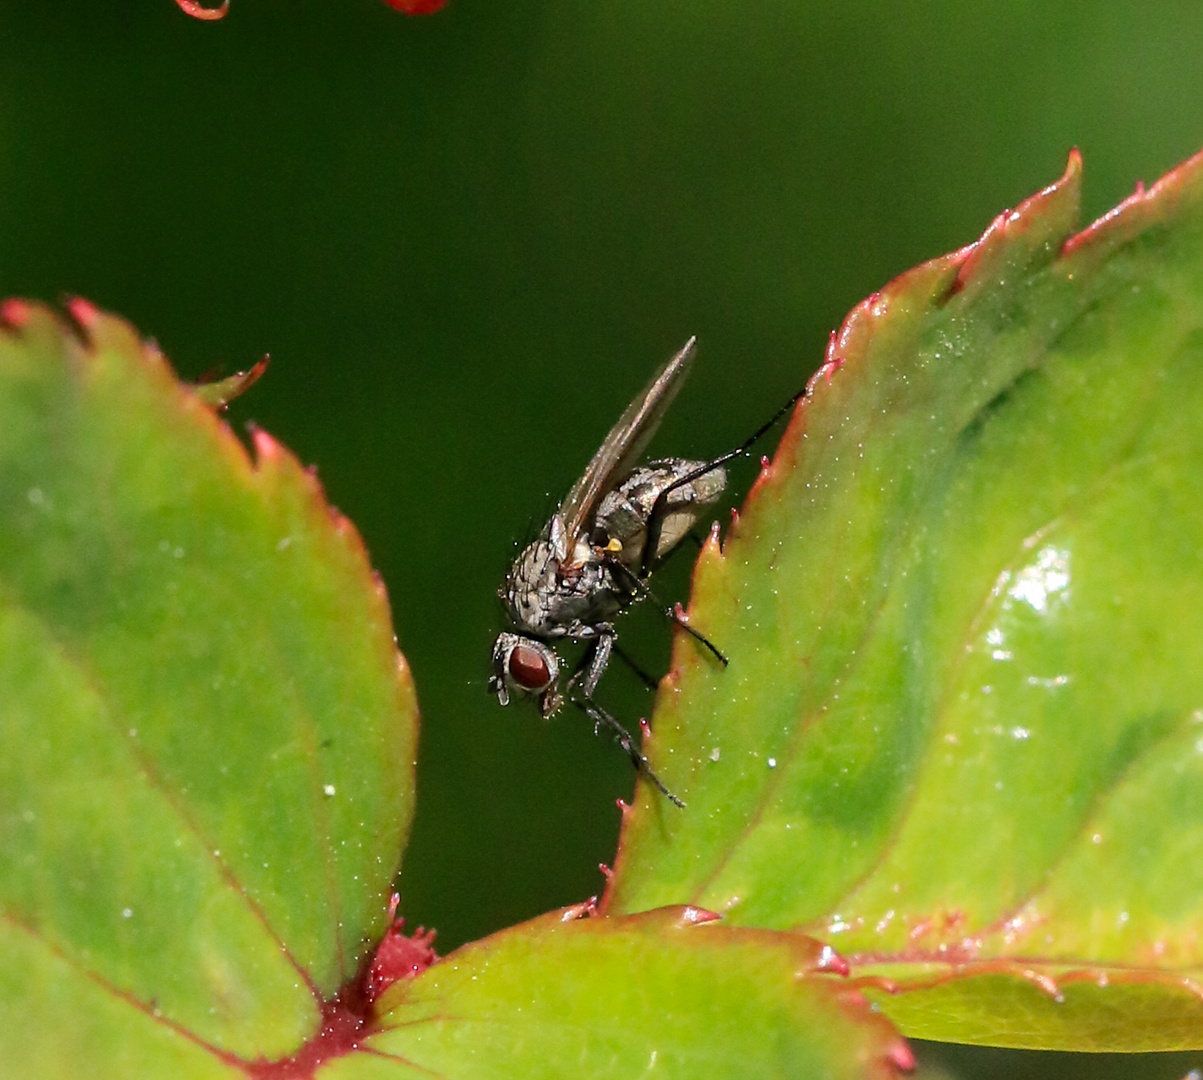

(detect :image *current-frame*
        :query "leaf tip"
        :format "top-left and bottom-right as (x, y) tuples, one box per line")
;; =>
(949, 148), (1083, 295)
(189, 353), (270, 409)
(1062, 144), (1203, 260)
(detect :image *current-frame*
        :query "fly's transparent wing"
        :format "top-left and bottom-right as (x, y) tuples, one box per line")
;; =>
(559, 337), (698, 547)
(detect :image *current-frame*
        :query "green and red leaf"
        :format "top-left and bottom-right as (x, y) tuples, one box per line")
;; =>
(367, 907), (912, 1080)
(610, 149), (1203, 1050)
(0, 301), (417, 1072)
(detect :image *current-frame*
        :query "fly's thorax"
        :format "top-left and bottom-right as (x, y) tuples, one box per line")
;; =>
(502, 536), (558, 627)
(504, 518), (625, 636)
(594, 457), (727, 567)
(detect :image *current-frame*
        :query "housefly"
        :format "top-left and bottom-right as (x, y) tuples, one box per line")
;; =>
(488, 337), (800, 806)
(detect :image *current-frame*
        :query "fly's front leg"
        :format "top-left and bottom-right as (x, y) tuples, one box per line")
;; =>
(568, 624), (616, 701)
(571, 698), (685, 809)
(606, 556), (728, 667)
(641, 387), (805, 577)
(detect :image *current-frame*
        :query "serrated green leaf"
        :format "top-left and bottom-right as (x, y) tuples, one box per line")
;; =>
(609, 150), (1203, 1050)
(347, 908), (910, 1080)
(0, 301), (416, 1073)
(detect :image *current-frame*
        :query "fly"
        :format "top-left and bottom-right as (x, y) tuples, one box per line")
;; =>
(488, 337), (800, 807)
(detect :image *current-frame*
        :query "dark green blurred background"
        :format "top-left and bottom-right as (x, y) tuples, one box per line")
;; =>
(3, 2), (1202, 1076)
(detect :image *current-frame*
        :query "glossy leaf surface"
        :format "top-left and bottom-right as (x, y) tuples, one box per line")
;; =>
(610, 151), (1203, 1050)
(0, 302), (417, 1072)
(357, 907), (910, 1080)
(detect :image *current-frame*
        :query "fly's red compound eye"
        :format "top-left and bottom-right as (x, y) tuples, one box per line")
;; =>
(508, 643), (552, 691)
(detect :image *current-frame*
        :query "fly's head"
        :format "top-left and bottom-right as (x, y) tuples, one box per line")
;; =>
(489, 631), (563, 717)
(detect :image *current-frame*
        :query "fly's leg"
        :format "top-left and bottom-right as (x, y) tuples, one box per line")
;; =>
(566, 626), (684, 806)
(567, 625), (616, 700)
(572, 697), (685, 809)
(607, 556), (728, 667)
(641, 388), (805, 577)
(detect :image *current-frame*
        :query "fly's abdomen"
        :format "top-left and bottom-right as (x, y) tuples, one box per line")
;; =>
(595, 457), (726, 568)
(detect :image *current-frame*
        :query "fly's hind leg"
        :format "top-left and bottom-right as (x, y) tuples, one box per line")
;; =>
(641, 387), (805, 576)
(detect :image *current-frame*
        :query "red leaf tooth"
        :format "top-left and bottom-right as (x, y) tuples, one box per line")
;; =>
(559, 897), (599, 922)
(1062, 145), (1203, 258)
(0, 298), (31, 328)
(175, 0), (229, 19)
(886, 1039), (917, 1074)
(175, 0), (446, 18)
(66, 296), (99, 331)
(676, 905), (722, 926)
(816, 943), (851, 977)
(364, 894), (438, 1002)
(594, 862), (619, 913)
(379, 0), (448, 13)
(250, 425), (284, 463)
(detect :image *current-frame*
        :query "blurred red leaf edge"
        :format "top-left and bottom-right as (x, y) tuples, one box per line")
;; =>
(174, 0), (447, 21)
